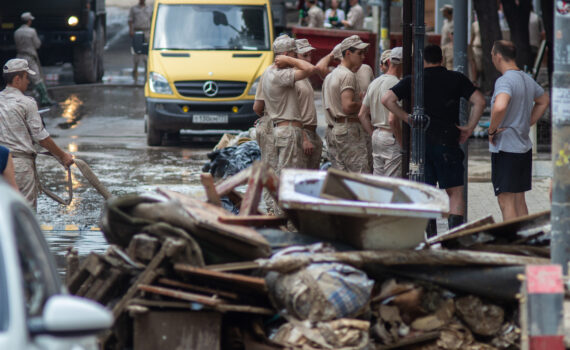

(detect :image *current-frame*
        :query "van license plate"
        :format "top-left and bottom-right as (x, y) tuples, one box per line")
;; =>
(193, 114), (228, 124)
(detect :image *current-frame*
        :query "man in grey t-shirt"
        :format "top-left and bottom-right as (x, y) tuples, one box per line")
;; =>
(489, 40), (549, 221)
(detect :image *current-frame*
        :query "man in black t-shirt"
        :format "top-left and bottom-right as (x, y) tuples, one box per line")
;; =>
(381, 44), (486, 236)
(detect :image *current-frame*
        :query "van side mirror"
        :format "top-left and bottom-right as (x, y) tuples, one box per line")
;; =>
(133, 31), (148, 54)
(213, 11), (229, 26)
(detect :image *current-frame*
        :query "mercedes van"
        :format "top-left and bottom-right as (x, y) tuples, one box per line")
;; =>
(140, 0), (275, 145)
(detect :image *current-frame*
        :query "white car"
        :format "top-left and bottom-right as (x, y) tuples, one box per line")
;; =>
(0, 179), (112, 349)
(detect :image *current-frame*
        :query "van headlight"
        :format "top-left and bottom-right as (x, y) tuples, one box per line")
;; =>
(247, 76), (261, 96)
(149, 72), (173, 95)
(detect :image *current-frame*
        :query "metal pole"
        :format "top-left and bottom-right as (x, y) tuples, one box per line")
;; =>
(380, 0), (391, 52)
(551, 3), (570, 274)
(401, 0), (412, 179)
(454, 0), (468, 222)
(410, 0), (427, 183)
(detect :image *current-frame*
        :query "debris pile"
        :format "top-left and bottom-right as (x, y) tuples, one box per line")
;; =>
(66, 163), (552, 349)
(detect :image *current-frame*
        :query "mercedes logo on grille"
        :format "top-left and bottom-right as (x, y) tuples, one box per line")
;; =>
(202, 81), (219, 97)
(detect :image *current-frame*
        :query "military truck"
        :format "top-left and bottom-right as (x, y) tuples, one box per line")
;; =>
(0, 0), (105, 84)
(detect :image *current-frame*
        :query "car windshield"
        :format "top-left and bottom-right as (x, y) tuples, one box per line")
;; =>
(153, 4), (270, 51)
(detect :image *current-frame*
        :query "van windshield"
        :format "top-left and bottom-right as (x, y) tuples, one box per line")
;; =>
(153, 4), (270, 51)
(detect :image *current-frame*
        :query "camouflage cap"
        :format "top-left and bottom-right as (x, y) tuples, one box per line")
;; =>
(332, 44), (342, 61)
(3, 58), (36, 75)
(21, 12), (35, 21)
(295, 39), (315, 54)
(340, 35), (369, 53)
(273, 35), (296, 54)
(380, 49), (392, 64)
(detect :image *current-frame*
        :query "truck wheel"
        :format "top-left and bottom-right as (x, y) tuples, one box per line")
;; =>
(73, 24), (100, 83)
(146, 121), (162, 146)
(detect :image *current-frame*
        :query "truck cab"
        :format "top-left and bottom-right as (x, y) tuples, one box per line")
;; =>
(143, 0), (274, 146)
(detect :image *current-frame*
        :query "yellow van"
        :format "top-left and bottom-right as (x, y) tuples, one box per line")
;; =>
(142, 0), (275, 145)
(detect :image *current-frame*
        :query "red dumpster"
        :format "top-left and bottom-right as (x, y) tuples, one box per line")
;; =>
(292, 26), (378, 88)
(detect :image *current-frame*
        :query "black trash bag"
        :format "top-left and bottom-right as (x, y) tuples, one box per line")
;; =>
(202, 141), (261, 178)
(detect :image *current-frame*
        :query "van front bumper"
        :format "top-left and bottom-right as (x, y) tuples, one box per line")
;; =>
(146, 98), (259, 132)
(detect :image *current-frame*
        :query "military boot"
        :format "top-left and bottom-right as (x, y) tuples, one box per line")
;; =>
(35, 82), (56, 107)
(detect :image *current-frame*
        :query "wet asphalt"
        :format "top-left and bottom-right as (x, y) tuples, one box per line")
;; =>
(40, 7), (217, 273)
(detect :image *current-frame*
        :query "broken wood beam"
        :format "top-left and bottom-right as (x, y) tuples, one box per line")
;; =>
(218, 215), (287, 227)
(174, 264), (267, 292)
(157, 278), (239, 300)
(139, 284), (225, 306)
(215, 304), (275, 315)
(239, 163), (264, 216)
(215, 167), (252, 196)
(426, 214), (495, 245)
(201, 173), (222, 206)
(257, 250), (551, 274)
(204, 261), (260, 272)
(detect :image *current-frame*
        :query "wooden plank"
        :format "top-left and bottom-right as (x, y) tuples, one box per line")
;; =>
(129, 298), (194, 310)
(158, 189), (271, 259)
(218, 215), (287, 227)
(239, 163), (264, 216)
(133, 311), (221, 350)
(215, 304), (275, 315)
(205, 261), (260, 272)
(215, 167), (252, 196)
(158, 278), (239, 300)
(139, 284), (225, 306)
(86, 268), (126, 303)
(258, 250), (551, 274)
(201, 173), (222, 206)
(432, 211), (551, 246)
(427, 214), (495, 245)
(174, 264), (267, 291)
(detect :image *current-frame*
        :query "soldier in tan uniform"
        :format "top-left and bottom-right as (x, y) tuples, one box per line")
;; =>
(14, 12), (55, 106)
(342, 0), (364, 30)
(358, 47), (403, 177)
(294, 39), (322, 169)
(128, 0), (153, 82)
(306, 0), (325, 28)
(323, 35), (370, 173)
(258, 36), (315, 175)
(0, 59), (74, 209)
(440, 5), (453, 46)
(316, 44), (342, 169)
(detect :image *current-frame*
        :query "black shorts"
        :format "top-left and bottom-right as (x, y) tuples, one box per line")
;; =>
(425, 144), (465, 189)
(491, 149), (532, 196)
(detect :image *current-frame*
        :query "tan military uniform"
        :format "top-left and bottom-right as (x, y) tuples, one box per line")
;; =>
(322, 74), (337, 167)
(254, 76), (277, 170)
(307, 6), (325, 28)
(324, 65), (370, 173)
(14, 25), (42, 84)
(346, 4), (364, 30)
(442, 43), (454, 71)
(128, 4), (153, 75)
(296, 78), (322, 169)
(260, 65), (304, 175)
(441, 19), (453, 46)
(356, 64), (374, 170)
(0, 86), (50, 208)
(363, 74), (402, 177)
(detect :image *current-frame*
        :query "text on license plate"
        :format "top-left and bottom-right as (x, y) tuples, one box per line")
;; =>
(193, 114), (228, 124)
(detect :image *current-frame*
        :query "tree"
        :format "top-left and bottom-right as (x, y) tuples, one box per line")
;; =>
(473, 0), (502, 93)
(501, 0), (532, 70)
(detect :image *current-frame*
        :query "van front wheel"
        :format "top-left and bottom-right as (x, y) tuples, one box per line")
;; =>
(146, 122), (162, 146)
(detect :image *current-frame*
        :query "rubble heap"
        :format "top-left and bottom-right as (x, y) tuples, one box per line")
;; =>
(66, 163), (551, 350)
